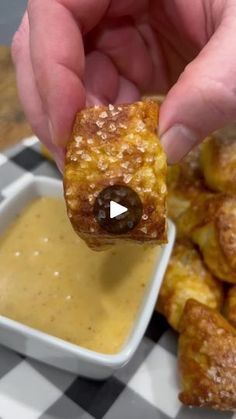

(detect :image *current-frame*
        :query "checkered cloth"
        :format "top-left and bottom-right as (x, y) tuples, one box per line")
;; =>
(0, 137), (231, 419)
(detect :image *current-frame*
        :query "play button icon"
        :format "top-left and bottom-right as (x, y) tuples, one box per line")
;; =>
(110, 201), (128, 219)
(94, 185), (143, 235)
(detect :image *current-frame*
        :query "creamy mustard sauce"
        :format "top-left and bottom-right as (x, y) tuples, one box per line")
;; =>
(0, 197), (160, 354)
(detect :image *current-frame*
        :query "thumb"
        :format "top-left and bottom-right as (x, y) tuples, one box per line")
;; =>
(159, 13), (236, 164)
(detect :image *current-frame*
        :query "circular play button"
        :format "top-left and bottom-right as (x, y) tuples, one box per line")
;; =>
(94, 185), (143, 235)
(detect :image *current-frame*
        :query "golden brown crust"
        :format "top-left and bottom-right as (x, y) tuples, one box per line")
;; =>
(166, 139), (211, 236)
(166, 133), (236, 282)
(168, 190), (236, 282)
(167, 135), (212, 191)
(64, 101), (167, 250)
(224, 286), (236, 328)
(156, 242), (223, 331)
(200, 135), (236, 194)
(169, 189), (213, 238)
(216, 197), (236, 269)
(192, 195), (236, 283)
(178, 299), (236, 411)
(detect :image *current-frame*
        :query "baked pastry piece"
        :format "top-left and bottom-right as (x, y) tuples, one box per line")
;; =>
(167, 142), (210, 237)
(156, 241), (223, 331)
(168, 188), (211, 238)
(200, 134), (236, 194)
(178, 299), (236, 411)
(168, 143), (206, 190)
(168, 190), (236, 283)
(224, 286), (236, 328)
(192, 195), (236, 283)
(64, 101), (167, 250)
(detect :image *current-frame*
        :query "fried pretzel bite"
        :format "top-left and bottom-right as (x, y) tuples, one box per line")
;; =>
(156, 242), (223, 331)
(167, 142), (210, 235)
(178, 299), (236, 411)
(224, 286), (236, 328)
(169, 143), (206, 188)
(200, 134), (236, 194)
(192, 195), (236, 283)
(168, 189), (211, 238)
(64, 101), (167, 250)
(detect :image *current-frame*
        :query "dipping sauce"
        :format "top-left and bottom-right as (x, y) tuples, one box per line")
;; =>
(0, 197), (160, 354)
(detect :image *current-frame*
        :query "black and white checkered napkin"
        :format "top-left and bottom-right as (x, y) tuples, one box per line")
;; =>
(0, 137), (231, 419)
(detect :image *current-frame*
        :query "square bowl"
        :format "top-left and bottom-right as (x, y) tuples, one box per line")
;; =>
(0, 176), (175, 379)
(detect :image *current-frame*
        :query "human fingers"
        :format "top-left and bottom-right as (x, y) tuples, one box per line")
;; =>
(26, 0), (110, 148)
(159, 5), (236, 163)
(11, 12), (64, 170)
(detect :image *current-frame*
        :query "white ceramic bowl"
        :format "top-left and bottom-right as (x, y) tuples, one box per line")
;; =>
(0, 176), (175, 379)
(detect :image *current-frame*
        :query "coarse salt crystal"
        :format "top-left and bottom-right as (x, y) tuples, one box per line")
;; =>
(66, 189), (72, 196)
(123, 174), (132, 184)
(119, 123), (127, 129)
(121, 161), (129, 169)
(96, 120), (105, 128)
(111, 111), (119, 116)
(75, 135), (83, 144)
(161, 184), (167, 194)
(135, 120), (145, 132)
(98, 159), (108, 171)
(109, 123), (116, 132)
(99, 111), (108, 118)
(121, 143), (129, 152)
(140, 227), (147, 234)
(81, 153), (92, 161)
(108, 104), (114, 111)
(137, 146), (145, 153)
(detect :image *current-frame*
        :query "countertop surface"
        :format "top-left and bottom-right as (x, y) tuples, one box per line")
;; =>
(0, 45), (31, 151)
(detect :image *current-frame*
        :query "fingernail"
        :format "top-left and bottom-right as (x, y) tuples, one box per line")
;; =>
(48, 119), (56, 145)
(55, 148), (65, 174)
(160, 124), (198, 164)
(86, 93), (103, 107)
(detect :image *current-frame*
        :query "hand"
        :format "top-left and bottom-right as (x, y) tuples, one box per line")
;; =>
(11, 0), (236, 168)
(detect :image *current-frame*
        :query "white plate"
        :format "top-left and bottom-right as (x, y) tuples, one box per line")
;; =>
(0, 176), (175, 379)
